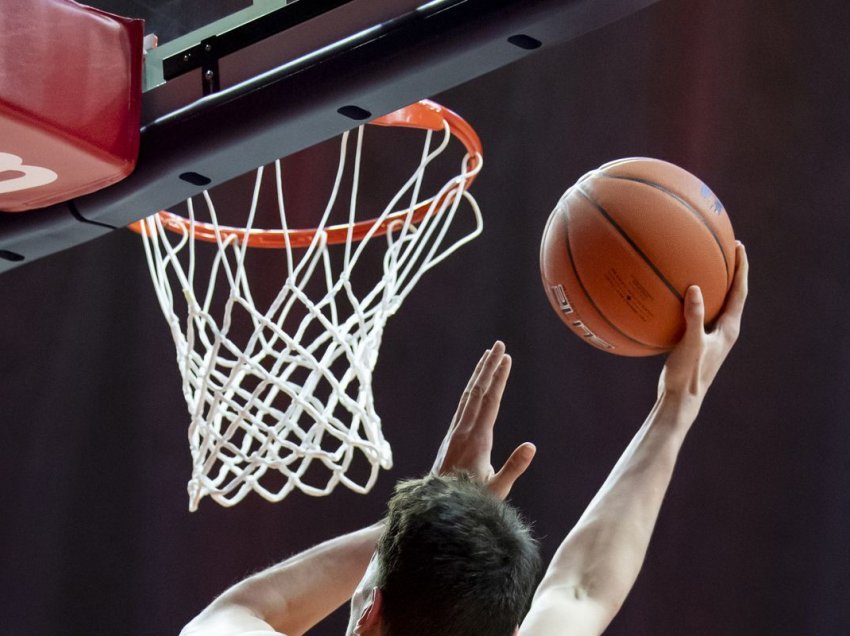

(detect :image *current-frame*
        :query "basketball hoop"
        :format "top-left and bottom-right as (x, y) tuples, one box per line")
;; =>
(131, 100), (483, 510)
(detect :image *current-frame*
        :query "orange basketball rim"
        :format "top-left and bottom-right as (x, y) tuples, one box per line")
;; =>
(128, 100), (482, 248)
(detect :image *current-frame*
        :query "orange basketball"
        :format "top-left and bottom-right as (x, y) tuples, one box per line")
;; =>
(540, 157), (736, 357)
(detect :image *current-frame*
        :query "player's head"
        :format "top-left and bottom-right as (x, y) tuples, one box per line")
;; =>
(346, 473), (541, 636)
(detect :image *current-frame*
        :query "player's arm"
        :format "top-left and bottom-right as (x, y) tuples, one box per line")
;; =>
(180, 521), (385, 636)
(520, 243), (749, 636)
(180, 341), (534, 636)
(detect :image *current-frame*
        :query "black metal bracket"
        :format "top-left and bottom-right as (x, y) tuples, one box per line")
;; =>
(200, 35), (221, 95)
(161, 0), (356, 83)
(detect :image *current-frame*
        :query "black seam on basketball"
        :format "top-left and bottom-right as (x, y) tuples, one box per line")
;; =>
(596, 173), (730, 280)
(558, 204), (667, 351)
(576, 186), (684, 304)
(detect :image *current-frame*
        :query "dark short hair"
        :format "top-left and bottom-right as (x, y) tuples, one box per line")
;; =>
(376, 473), (541, 636)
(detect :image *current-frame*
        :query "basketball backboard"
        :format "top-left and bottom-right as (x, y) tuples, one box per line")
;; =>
(0, 0), (660, 273)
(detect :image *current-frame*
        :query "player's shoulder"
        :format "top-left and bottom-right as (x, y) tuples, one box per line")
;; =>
(518, 585), (613, 636)
(182, 628), (285, 636)
(180, 608), (288, 636)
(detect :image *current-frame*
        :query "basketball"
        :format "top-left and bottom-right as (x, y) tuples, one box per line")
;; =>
(540, 157), (736, 357)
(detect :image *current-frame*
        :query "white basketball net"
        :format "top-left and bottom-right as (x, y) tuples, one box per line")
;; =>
(137, 113), (482, 510)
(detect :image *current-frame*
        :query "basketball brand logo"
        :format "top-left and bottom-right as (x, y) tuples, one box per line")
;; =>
(0, 152), (59, 194)
(699, 182), (725, 215)
(550, 284), (614, 350)
(552, 284), (573, 313)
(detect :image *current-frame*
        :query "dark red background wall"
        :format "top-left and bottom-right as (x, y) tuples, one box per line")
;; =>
(2, 1), (849, 634)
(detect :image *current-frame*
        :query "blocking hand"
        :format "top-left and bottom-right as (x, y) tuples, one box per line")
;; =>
(431, 341), (536, 500)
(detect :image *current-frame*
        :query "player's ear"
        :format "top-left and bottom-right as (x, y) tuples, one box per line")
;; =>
(355, 587), (384, 634)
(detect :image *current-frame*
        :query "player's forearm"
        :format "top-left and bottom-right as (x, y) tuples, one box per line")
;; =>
(183, 521), (385, 636)
(538, 394), (698, 611)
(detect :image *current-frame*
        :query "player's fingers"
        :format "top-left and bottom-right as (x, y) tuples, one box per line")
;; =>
(466, 347), (491, 393)
(479, 341), (506, 388)
(490, 442), (536, 500)
(681, 285), (705, 344)
(459, 341), (506, 425)
(718, 243), (748, 339)
(450, 347), (490, 427)
(475, 354), (512, 430)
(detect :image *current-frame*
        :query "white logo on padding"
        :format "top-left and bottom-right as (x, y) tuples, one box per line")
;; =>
(0, 152), (58, 194)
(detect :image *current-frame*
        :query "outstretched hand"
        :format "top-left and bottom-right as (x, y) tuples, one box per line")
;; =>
(431, 341), (536, 500)
(659, 242), (749, 408)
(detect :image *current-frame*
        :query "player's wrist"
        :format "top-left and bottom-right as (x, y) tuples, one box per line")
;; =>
(653, 390), (703, 430)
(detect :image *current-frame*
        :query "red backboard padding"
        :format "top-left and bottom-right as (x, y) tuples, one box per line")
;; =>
(0, 0), (143, 212)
